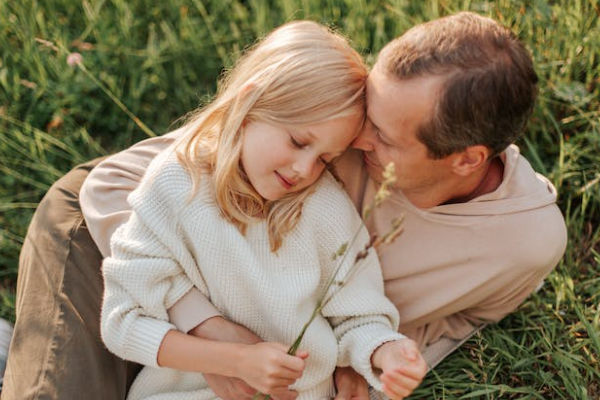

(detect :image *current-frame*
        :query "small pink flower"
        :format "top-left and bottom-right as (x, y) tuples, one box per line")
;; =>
(67, 52), (83, 67)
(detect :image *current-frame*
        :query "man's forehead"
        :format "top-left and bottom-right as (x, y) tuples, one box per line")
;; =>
(365, 70), (446, 142)
(365, 67), (389, 107)
(367, 71), (445, 110)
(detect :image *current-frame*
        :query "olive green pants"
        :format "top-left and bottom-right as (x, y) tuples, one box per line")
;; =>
(3, 159), (142, 400)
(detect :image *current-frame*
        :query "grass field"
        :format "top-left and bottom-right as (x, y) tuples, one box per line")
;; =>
(1, 0), (599, 398)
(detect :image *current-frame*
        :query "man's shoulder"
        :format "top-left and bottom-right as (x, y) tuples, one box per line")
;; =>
(476, 146), (567, 265)
(500, 201), (567, 267)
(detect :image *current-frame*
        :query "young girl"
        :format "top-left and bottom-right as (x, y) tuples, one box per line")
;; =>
(101, 21), (426, 400)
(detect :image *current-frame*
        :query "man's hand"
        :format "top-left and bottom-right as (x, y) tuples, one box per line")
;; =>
(371, 338), (427, 400)
(334, 367), (369, 400)
(189, 316), (299, 400)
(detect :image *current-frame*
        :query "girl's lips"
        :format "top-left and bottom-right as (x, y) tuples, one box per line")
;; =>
(275, 171), (295, 189)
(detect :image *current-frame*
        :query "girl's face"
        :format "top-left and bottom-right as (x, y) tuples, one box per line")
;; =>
(241, 112), (363, 201)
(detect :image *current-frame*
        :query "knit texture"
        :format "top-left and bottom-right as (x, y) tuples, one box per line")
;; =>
(100, 148), (404, 400)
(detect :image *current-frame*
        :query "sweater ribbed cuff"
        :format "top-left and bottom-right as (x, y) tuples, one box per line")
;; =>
(351, 325), (406, 392)
(126, 317), (177, 367)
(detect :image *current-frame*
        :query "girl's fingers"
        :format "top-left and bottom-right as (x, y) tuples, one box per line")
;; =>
(271, 367), (302, 381)
(383, 370), (420, 390)
(391, 361), (427, 381)
(397, 340), (420, 362)
(264, 342), (307, 374)
(381, 374), (411, 399)
(279, 354), (307, 373)
(266, 342), (292, 352)
(295, 349), (309, 359)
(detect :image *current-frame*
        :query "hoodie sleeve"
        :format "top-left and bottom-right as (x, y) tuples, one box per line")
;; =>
(100, 156), (208, 367)
(406, 203), (568, 349)
(80, 129), (221, 334)
(80, 131), (181, 258)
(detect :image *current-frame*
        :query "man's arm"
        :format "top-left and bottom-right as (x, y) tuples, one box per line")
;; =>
(80, 127), (221, 329)
(405, 205), (567, 364)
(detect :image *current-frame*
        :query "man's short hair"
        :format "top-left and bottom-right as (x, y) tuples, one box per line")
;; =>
(378, 12), (538, 159)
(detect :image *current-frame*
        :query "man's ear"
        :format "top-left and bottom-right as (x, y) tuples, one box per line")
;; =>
(451, 145), (490, 176)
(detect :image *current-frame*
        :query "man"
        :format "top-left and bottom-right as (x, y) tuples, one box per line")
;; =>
(4, 11), (566, 400)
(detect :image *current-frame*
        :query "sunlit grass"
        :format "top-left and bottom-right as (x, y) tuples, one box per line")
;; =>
(1, 0), (598, 398)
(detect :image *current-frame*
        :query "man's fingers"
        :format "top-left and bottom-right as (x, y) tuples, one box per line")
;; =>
(269, 376), (298, 387)
(334, 383), (353, 400)
(270, 388), (299, 400)
(204, 374), (256, 400)
(354, 382), (370, 399)
(333, 376), (369, 400)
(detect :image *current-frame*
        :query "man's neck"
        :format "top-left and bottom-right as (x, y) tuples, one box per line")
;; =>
(404, 156), (505, 209)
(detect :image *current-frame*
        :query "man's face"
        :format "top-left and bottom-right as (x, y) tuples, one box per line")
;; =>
(352, 66), (454, 196)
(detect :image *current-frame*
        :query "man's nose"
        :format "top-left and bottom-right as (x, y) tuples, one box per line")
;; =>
(351, 124), (376, 151)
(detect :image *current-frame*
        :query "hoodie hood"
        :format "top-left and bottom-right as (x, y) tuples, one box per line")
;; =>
(387, 145), (558, 221)
(433, 145), (557, 216)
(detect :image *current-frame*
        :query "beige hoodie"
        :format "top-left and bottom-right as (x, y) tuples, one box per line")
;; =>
(337, 147), (566, 345)
(80, 129), (567, 347)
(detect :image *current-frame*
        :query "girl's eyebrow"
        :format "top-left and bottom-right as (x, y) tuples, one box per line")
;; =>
(300, 128), (347, 157)
(303, 129), (316, 140)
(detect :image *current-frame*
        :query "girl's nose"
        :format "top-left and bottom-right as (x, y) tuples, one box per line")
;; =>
(292, 153), (318, 180)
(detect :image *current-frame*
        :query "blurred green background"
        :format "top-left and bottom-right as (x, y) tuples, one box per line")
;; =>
(1, 0), (599, 398)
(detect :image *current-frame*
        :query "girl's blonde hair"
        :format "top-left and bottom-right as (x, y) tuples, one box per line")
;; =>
(177, 20), (367, 251)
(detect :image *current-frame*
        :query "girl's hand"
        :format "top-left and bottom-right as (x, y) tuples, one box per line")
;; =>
(235, 342), (308, 396)
(371, 339), (427, 400)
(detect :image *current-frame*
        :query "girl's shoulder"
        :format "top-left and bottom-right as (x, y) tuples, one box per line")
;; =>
(302, 171), (363, 231)
(128, 146), (202, 212)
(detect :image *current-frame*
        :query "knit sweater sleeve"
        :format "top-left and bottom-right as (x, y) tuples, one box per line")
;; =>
(100, 151), (205, 367)
(305, 174), (405, 392)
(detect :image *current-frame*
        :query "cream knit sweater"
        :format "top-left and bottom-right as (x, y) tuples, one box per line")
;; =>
(100, 148), (404, 400)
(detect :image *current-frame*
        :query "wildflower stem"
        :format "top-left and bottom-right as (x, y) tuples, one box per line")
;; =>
(253, 163), (401, 400)
(45, 40), (157, 138)
(75, 63), (157, 138)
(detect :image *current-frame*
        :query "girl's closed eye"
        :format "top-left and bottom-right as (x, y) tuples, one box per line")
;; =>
(290, 134), (306, 149)
(290, 132), (330, 165)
